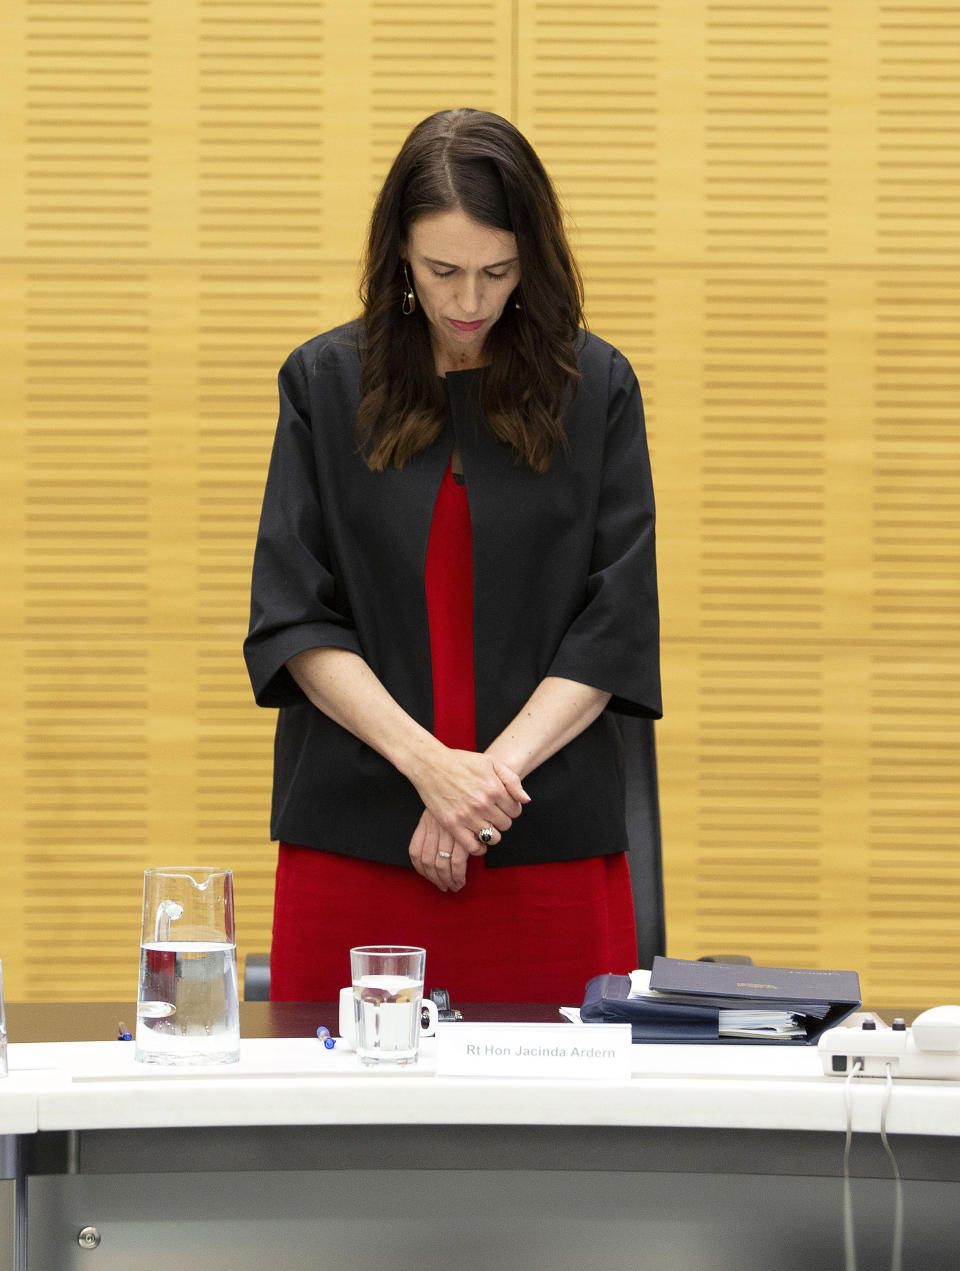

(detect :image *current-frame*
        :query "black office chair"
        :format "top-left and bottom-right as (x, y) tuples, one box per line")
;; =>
(620, 715), (666, 972)
(245, 952), (271, 1001)
(621, 716), (751, 970)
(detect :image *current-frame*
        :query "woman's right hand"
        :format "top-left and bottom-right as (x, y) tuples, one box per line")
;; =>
(408, 747), (530, 857)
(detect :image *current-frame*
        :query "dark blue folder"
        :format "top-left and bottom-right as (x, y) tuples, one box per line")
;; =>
(581, 959), (861, 1045)
(581, 974), (721, 1042)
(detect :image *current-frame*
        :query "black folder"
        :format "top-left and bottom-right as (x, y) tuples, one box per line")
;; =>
(581, 958), (861, 1045)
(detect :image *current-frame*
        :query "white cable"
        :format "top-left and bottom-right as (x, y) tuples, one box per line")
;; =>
(842, 1059), (862, 1271)
(880, 1063), (904, 1271)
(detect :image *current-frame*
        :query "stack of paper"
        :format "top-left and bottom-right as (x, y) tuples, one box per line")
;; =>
(629, 970), (807, 1039)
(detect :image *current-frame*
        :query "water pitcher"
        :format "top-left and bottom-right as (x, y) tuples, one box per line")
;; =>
(135, 866), (240, 1065)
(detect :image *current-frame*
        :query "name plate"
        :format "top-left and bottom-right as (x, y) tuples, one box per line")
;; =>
(435, 1022), (631, 1080)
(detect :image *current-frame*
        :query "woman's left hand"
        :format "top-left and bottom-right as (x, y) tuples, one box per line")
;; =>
(408, 807), (485, 893)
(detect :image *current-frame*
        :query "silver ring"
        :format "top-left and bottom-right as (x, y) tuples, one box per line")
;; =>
(477, 827), (495, 845)
(437, 851), (452, 859)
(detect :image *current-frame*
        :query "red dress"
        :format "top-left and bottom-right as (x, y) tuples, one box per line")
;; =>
(270, 460), (638, 1002)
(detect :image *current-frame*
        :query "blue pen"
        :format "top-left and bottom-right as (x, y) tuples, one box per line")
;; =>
(117, 1022), (132, 1041)
(316, 1026), (337, 1050)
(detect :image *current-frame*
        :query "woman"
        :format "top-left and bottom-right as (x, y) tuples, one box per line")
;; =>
(244, 108), (661, 1003)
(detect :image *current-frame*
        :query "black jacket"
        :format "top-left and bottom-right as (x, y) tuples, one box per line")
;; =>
(244, 320), (661, 868)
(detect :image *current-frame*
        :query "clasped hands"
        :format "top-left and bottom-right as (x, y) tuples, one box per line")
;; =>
(407, 748), (529, 893)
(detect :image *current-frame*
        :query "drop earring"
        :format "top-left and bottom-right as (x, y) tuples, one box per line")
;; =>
(401, 262), (416, 315)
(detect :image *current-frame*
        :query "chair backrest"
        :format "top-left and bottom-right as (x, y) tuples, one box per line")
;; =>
(243, 952), (271, 1001)
(619, 716), (666, 970)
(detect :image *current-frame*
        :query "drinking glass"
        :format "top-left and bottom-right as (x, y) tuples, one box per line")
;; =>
(350, 945), (430, 1065)
(135, 866), (240, 1065)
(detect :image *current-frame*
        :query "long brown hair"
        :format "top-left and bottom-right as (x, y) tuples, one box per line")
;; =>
(357, 108), (584, 472)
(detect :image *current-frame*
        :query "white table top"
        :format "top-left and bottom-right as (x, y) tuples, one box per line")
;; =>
(3, 1031), (959, 1139)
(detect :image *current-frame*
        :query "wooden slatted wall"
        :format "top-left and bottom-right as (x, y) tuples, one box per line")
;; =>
(1, 0), (957, 1005)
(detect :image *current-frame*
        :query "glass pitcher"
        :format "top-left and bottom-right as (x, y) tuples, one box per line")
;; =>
(135, 866), (240, 1065)
(0, 958), (7, 1078)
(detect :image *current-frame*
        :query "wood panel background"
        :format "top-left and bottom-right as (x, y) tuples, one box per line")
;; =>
(2, 0), (958, 1005)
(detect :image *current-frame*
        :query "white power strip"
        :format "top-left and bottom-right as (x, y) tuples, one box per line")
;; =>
(819, 1006), (960, 1080)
